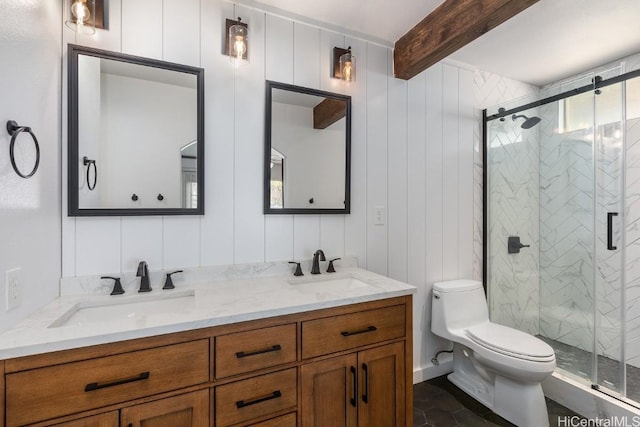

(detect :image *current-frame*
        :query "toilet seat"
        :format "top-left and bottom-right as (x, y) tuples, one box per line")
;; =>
(466, 322), (555, 362)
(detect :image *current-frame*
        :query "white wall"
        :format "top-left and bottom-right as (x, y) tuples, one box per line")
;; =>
(99, 74), (196, 208)
(57, 0), (476, 380)
(272, 102), (345, 209)
(0, 1), (61, 333)
(77, 55), (102, 207)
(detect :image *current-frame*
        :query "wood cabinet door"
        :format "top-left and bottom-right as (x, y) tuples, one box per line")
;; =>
(52, 412), (119, 427)
(357, 342), (405, 427)
(120, 389), (209, 427)
(300, 354), (357, 427)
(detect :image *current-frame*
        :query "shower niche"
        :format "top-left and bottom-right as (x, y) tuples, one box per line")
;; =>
(484, 70), (640, 406)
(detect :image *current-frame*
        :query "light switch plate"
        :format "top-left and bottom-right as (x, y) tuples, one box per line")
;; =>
(6, 268), (22, 311)
(374, 206), (385, 225)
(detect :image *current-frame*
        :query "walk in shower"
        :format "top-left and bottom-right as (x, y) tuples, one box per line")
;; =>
(484, 67), (640, 406)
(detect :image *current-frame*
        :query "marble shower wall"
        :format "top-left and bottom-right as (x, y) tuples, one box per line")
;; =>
(538, 100), (596, 354)
(473, 69), (540, 333)
(486, 118), (540, 334)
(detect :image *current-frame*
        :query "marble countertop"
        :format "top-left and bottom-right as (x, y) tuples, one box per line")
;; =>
(0, 268), (415, 360)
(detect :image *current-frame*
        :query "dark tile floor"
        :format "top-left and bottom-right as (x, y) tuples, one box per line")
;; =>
(414, 375), (584, 427)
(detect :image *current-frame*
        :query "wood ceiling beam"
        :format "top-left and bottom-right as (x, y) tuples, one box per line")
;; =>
(393, 0), (539, 80)
(313, 98), (346, 129)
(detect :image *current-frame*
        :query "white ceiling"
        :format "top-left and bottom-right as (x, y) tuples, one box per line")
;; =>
(449, 0), (640, 86)
(242, 0), (640, 86)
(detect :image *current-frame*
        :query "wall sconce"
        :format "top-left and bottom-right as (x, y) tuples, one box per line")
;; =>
(332, 46), (355, 82)
(65, 0), (105, 35)
(225, 17), (248, 64)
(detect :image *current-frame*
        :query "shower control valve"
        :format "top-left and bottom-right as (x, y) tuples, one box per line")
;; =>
(508, 236), (530, 254)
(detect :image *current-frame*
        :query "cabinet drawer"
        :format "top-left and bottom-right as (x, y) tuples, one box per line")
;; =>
(51, 411), (119, 427)
(216, 323), (296, 378)
(6, 339), (209, 426)
(301, 305), (405, 359)
(215, 368), (297, 426)
(248, 412), (296, 427)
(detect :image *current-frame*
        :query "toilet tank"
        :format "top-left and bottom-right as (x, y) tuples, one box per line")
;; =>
(431, 280), (489, 340)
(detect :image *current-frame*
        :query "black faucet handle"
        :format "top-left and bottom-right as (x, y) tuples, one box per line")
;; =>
(163, 270), (183, 290)
(136, 261), (148, 277)
(327, 258), (341, 273)
(288, 261), (303, 276)
(101, 276), (125, 295)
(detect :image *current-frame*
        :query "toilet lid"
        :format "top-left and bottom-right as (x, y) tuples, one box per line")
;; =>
(466, 322), (555, 361)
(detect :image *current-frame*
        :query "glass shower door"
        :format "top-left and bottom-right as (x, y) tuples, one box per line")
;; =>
(537, 85), (597, 384)
(593, 79), (624, 397)
(624, 75), (640, 403)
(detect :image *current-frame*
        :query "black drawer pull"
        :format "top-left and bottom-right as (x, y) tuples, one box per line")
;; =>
(236, 390), (282, 408)
(341, 326), (377, 337)
(350, 366), (358, 407)
(236, 344), (282, 359)
(362, 363), (369, 403)
(85, 371), (150, 392)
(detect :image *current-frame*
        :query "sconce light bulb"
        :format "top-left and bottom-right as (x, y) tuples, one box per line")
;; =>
(71, 0), (90, 24)
(339, 48), (355, 82)
(66, 0), (95, 35)
(234, 36), (246, 59)
(343, 61), (353, 81)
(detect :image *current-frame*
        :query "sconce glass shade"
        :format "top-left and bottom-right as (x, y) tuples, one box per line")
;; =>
(65, 0), (96, 35)
(228, 17), (248, 64)
(339, 48), (355, 82)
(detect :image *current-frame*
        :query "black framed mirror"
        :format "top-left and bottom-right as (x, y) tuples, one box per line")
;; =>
(68, 44), (205, 216)
(264, 81), (351, 214)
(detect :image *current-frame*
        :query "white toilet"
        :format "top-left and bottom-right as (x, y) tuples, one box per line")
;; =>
(431, 279), (556, 427)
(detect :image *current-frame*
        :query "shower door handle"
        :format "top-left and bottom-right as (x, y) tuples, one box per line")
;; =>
(607, 212), (618, 250)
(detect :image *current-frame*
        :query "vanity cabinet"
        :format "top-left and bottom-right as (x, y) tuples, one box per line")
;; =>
(5, 340), (209, 426)
(51, 411), (118, 426)
(299, 303), (406, 426)
(215, 368), (297, 426)
(121, 390), (209, 427)
(51, 391), (208, 427)
(0, 295), (412, 427)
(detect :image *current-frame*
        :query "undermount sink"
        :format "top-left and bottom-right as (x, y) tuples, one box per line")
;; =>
(288, 275), (372, 291)
(49, 290), (196, 328)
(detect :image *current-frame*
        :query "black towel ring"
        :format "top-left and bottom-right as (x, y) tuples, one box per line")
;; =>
(6, 120), (40, 179)
(83, 156), (97, 190)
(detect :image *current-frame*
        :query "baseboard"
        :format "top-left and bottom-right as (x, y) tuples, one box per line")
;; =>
(413, 354), (453, 384)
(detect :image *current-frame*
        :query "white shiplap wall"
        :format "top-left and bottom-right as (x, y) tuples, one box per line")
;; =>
(0, 1), (62, 335)
(61, 0), (474, 379)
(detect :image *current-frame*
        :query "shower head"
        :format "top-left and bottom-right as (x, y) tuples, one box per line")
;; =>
(512, 114), (541, 129)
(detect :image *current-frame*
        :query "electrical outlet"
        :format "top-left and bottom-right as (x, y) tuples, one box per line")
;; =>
(373, 206), (385, 225)
(6, 268), (22, 311)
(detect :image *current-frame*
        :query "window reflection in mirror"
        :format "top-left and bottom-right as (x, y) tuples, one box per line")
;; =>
(264, 81), (351, 214)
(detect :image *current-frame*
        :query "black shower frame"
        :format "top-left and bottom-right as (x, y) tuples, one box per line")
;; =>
(482, 67), (640, 292)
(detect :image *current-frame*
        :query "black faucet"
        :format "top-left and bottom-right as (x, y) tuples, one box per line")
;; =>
(136, 261), (151, 292)
(311, 249), (326, 274)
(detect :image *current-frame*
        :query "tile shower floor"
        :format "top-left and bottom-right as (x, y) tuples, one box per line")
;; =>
(539, 335), (640, 403)
(414, 376), (584, 426)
